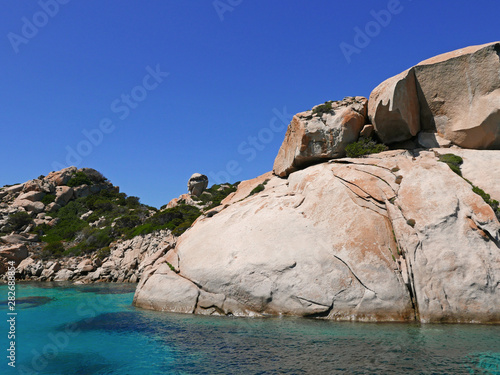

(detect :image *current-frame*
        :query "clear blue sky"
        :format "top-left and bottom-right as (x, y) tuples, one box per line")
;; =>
(1, 0), (498, 208)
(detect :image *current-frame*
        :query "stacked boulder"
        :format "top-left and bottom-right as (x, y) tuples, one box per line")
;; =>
(369, 41), (500, 149)
(273, 97), (368, 177)
(273, 41), (500, 178)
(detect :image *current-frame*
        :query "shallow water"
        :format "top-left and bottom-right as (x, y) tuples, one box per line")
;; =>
(1, 283), (499, 374)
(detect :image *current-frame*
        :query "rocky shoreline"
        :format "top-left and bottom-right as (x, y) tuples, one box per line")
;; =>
(10, 230), (174, 284)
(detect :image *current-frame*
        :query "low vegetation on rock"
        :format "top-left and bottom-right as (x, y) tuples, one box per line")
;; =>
(190, 183), (239, 210)
(5, 211), (33, 232)
(248, 179), (269, 197)
(471, 185), (500, 220)
(66, 171), (93, 187)
(438, 153), (463, 176)
(40, 241), (65, 260)
(438, 153), (500, 220)
(345, 138), (388, 158)
(129, 202), (201, 238)
(312, 101), (333, 115)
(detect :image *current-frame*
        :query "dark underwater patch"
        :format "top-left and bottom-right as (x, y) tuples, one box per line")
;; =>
(72, 284), (137, 295)
(0, 296), (53, 309)
(58, 311), (177, 336)
(18, 352), (114, 375)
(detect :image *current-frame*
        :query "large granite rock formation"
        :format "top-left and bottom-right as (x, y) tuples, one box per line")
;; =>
(273, 97), (368, 177)
(369, 41), (500, 148)
(134, 149), (500, 323)
(134, 43), (500, 323)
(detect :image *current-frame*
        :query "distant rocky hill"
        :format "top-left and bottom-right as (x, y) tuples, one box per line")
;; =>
(0, 167), (237, 283)
(133, 41), (500, 324)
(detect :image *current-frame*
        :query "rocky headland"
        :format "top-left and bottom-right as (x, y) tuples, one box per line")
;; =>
(2, 41), (500, 323)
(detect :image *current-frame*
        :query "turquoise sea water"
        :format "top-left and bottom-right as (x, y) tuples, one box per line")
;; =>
(0, 283), (499, 375)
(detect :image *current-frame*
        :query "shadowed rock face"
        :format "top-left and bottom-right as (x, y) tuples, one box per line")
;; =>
(369, 41), (500, 149)
(134, 150), (500, 323)
(273, 97), (368, 177)
(368, 69), (420, 144)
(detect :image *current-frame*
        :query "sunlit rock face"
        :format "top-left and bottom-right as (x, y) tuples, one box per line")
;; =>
(134, 150), (500, 323)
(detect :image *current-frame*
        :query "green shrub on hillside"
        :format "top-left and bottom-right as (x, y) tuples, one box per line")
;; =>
(83, 169), (107, 184)
(172, 221), (195, 236)
(250, 184), (265, 196)
(67, 172), (92, 187)
(125, 196), (141, 208)
(345, 138), (388, 158)
(96, 246), (111, 260)
(248, 179), (269, 198)
(41, 200), (88, 242)
(312, 101), (333, 115)
(85, 195), (115, 212)
(40, 241), (65, 260)
(203, 183), (239, 209)
(127, 223), (156, 238)
(6, 211), (33, 232)
(41, 194), (56, 205)
(32, 223), (50, 237)
(39, 189), (137, 243)
(114, 214), (142, 232)
(75, 226), (114, 254)
(127, 203), (202, 238)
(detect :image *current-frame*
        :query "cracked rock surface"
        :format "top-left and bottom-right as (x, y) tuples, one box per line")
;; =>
(134, 149), (500, 323)
(273, 97), (368, 178)
(369, 41), (500, 149)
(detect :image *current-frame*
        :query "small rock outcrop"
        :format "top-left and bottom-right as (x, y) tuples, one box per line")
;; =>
(273, 97), (368, 177)
(187, 173), (208, 196)
(0, 244), (28, 273)
(369, 41), (500, 149)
